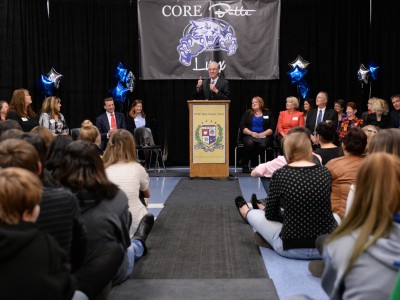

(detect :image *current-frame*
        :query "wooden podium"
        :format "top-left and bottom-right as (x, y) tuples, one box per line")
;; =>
(187, 100), (230, 178)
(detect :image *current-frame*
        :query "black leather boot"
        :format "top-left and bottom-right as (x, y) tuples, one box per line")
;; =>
(133, 213), (154, 255)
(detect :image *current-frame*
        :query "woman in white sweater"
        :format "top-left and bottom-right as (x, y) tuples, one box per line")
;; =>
(103, 129), (151, 235)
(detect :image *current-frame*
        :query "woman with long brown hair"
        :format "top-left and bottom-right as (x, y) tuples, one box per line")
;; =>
(322, 152), (400, 299)
(6, 88), (38, 132)
(39, 96), (69, 135)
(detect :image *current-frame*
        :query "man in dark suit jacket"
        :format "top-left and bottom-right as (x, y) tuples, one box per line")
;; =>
(389, 94), (400, 128)
(305, 91), (338, 145)
(195, 61), (231, 100)
(95, 97), (126, 150)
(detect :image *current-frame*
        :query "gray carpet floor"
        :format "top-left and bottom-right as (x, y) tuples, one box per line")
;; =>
(109, 178), (279, 299)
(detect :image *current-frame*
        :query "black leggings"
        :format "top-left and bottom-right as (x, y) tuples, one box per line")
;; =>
(242, 136), (273, 166)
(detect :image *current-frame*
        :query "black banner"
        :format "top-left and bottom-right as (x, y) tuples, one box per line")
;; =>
(138, 0), (280, 80)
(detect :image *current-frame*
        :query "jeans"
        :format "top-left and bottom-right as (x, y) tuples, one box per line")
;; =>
(125, 239), (145, 277)
(247, 209), (321, 260)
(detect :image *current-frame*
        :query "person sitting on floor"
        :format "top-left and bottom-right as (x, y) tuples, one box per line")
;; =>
(55, 140), (153, 296)
(0, 138), (87, 271)
(103, 129), (154, 236)
(251, 126), (322, 195)
(0, 167), (83, 300)
(326, 127), (367, 220)
(314, 122), (344, 165)
(79, 120), (103, 156)
(235, 132), (337, 259)
(322, 152), (400, 300)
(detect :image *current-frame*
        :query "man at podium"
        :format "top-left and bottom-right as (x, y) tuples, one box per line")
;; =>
(195, 61), (231, 100)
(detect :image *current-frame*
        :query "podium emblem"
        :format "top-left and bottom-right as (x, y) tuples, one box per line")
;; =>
(195, 124), (224, 152)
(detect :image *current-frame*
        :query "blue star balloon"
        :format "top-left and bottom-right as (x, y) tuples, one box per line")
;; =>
(109, 82), (129, 103)
(115, 62), (128, 83)
(368, 64), (380, 80)
(37, 75), (54, 96)
(298, 80), (310, 99)
(287, 66), (307, 84)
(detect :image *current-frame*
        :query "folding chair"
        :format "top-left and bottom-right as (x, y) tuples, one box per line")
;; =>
(134, 127), (165, 172)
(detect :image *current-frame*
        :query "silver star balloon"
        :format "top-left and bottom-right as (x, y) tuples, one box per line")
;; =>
(46, 67), (63, 89)
(289, 55), (310, 69)
(357, 64), (370, 84)
(126, 71), (135, 92)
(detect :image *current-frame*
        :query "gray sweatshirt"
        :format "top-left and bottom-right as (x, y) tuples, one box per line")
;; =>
(322, 222), (400, 300)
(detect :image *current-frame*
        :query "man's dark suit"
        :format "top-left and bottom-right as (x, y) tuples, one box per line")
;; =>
(306, 108), (338, 134)
(195, 77), (231, 100)
(389, 109), (400, 128)
(95, 112), (126, 150)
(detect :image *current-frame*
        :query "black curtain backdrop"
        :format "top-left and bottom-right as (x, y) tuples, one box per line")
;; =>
(0, 0), (398, 165)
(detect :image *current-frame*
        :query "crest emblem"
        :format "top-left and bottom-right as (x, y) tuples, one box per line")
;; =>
(195, 123), (224, 152)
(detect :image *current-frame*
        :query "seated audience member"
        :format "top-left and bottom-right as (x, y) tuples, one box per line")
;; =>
(235, 132), (337, 259)
(302, 98), (315, 123)
(326, 128), (367, 219)
(239, 96), (275, 173)
(39, 96), (69, 135)
(0, 167), (80, 300)
(366, 98), (390, 129)
(333, 99), (347, 129)
(362, 125), (380, 153)
(314, 122), (344, 165)
(345, 128), (400, 216)
(0, 128), (24, 141)
(126, 99), (152, 169)
(305, 91), (338, 146)
(56, 141), (151, 295)
(389, 94), (400, 128)
(0, 100), (9, 122)
(6, 88), (39, 132)
(337, 102), (364, 142)
(0, 119), (22, 135)
(31, 126), (55, 149)
(103, 129), (154, 235)
(95, 97), (126, 150)
(46, 135), (74, 182)
(322, 153), (400, 300)
(251, 126), (322, 195)
(277, 96), (304, 139)
(361, 97), (378, 122)
(79, 120), (103, 156)
(0, 139), (87, 270)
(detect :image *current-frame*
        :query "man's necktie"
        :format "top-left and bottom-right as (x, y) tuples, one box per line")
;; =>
(317, 109), (323, 125)
(111, 113), (117, 129)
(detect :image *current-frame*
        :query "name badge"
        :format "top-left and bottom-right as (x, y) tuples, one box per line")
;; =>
(50, 119), (55, 124)
(21, 117), (28, 121)
(292, 117), (298, 121)
(263, 116), (269, 119)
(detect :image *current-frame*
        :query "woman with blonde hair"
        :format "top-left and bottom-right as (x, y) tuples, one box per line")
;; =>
(39, 96), (69, 134)
(103, 129), (153, 236)
(6, 88), (39, 132)
(277, 96), (304, 139)
(322, 153), (400, 300)
(235, 132), (336, 259)
(366, 98), (390, 129)
(79, 120), (103, 156)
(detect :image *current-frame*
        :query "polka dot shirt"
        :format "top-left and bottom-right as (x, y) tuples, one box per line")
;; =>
(265, 165), (337, 250)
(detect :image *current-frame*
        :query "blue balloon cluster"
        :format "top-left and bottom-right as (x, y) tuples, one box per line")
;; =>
(287, 56), (310, 99)
(37, 67), (63, 97)
(109, 62), (135, 103)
